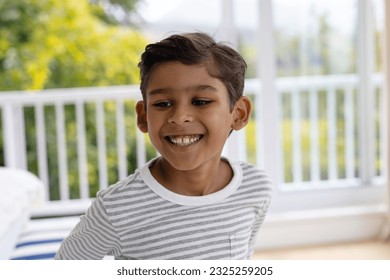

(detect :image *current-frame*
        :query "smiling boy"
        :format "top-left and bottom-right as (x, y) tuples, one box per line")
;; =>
(55, 32), (272, 260)
(137, 61), (248, 196)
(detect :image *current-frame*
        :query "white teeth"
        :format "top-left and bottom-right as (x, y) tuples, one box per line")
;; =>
(168, 135), (201, 146)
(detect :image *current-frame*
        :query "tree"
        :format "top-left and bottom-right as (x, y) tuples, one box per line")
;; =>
(89, 0), (141, 25)
(0, 0), (146, 90)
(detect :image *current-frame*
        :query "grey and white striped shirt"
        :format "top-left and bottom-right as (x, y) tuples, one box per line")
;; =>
(55, 158), (272, 260)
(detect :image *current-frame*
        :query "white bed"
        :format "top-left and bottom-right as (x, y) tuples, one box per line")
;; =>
(0, 168), (43, 259)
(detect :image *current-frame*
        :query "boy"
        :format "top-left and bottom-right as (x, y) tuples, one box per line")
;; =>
(55, 32), (272, 260)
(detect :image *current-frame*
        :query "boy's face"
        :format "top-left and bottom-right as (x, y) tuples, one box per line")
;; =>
(136, 61), (248, 171)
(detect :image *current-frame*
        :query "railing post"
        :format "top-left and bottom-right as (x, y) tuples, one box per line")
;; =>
(219, 0), (237, 44)
(381, 0), (390, 240)
(219, 0), (247, 162)
(1, 103), (27, 169)
(257, 0), (279, 185)
(358, 0), (375, 184)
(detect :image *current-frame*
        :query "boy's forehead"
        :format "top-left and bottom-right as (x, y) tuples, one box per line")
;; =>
(147, 61), (222, 90)
(146, 61), (228, 100)
(151, 59), (218, 77)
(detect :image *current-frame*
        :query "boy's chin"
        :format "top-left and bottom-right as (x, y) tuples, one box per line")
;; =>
(160, 154), (221, 172)
(162, 158), (200, 172)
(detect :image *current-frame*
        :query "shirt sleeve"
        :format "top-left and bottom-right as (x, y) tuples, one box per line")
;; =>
(55, 194), (121, 260)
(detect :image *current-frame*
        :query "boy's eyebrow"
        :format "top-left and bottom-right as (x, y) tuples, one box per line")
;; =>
(147, 84), (218, 97)
(195, 84), (219, 92)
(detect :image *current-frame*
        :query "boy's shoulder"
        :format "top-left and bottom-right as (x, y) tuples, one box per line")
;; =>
(96, 169), (146, 199)
(238, 161), (272, 183)
(237, 161), (272, 211)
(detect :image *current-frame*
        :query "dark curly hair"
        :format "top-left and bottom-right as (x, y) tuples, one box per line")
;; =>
(138, 32), (247, 110)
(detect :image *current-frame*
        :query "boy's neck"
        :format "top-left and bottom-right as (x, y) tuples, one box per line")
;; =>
(150, 157), (233, 196)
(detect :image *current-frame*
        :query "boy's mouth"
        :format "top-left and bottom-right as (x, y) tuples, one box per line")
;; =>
(165, 135), (203, 146)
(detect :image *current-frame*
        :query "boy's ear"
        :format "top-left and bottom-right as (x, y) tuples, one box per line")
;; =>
(232, 96), (252, 131)
(136, 101), (148, 133)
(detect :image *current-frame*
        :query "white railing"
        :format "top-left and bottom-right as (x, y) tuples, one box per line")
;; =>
(278, 74), (386, 190)
(0, 74), (386, 215)
(0, 86), (147, 214)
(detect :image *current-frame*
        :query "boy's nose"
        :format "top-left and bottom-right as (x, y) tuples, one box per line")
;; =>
(167, 105), (193, 125)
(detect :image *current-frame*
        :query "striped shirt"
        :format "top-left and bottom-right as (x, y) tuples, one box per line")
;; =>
(55, 158), (272, 260)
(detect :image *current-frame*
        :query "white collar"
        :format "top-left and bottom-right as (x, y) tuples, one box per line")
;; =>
(139, 157), (243, 206)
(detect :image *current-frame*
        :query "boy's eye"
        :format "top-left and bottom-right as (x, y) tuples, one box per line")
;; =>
(153, 101), (172, 108)
(192, 99), (211, 106)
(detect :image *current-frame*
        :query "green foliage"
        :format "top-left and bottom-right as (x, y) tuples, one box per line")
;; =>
(89, 0), (139, 25)
(0, 0), (146, 90)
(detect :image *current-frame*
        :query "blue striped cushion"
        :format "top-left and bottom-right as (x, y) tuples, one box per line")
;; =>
(10, 216), (80, 260)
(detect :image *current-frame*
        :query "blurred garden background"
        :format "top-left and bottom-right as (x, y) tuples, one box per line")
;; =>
(0, 0), (150, 199)
(0, 0), (386, 202)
